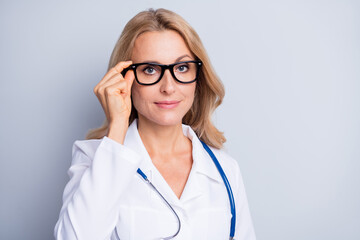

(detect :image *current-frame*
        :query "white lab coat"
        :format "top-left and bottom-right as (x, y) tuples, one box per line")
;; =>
(54, 119), (256, 240)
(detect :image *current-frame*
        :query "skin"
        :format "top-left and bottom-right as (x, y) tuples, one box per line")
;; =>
(94, 30), (197, 199)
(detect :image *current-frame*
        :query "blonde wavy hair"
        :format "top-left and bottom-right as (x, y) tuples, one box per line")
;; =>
(85, 8), (226, 149)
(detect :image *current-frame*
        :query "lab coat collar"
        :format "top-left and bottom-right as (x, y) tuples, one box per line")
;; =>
(123, 119), (154, 182)
(123, 119), (223, 206)
(181, 124), (223, 184)
(124, 119), (223, 184)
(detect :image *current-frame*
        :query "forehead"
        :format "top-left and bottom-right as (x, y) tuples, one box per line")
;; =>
(131, 30), (194, 63)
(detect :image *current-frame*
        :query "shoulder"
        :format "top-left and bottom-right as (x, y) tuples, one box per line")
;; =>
(209, 146), (239, 170)
(71, 137), (104, 165)
(208, 146), (242, 188)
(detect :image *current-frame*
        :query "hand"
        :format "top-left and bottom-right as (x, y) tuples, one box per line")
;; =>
(93, 60), (135, 143)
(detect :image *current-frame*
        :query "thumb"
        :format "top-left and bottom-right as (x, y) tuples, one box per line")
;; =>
(124, 69), (135, 97)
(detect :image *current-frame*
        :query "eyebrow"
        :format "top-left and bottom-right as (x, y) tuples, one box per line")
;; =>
(141, 54), (192, 64)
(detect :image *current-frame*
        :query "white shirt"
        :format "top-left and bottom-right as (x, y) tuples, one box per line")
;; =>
(54, 119), (256, 240)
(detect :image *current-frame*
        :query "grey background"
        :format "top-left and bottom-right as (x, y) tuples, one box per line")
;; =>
(1, 0), (359, 239)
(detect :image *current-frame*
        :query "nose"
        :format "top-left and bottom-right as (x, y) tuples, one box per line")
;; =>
(159, 69), (176, 94)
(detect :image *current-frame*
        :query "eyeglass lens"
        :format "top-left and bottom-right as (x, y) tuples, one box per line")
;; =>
(136, 62), (198, 84)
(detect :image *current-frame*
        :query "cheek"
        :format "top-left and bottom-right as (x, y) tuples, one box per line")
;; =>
(131, 85), (154, 111)
(131, 86), (143, 110)
(187, 84), (196, 103)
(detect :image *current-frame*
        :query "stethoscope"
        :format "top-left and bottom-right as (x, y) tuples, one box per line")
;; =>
(136, 140), (236, 240)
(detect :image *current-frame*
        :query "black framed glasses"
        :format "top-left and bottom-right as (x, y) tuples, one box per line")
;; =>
(121, 60), (202, 85)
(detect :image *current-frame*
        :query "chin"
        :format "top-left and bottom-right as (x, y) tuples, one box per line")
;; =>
(139, 112), (185, 127)
(152, 115), (183, 126)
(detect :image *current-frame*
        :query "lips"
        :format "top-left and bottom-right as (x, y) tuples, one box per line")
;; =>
(154, 100), (180, 109)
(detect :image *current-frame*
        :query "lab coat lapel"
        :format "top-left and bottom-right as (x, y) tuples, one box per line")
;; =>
(123, 119), (153, 181)
(177, 160), (202, 203)
(179, 125), (223, 203)
(183, 125), (223, 184)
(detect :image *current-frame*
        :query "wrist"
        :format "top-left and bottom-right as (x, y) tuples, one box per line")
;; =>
(107, 119), (129, 144)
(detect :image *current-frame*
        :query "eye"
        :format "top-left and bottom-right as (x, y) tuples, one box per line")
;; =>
(143, 66), (157, 75)
(176, 64), (189, 73)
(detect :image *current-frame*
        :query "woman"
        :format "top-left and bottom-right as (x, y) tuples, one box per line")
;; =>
(54, 8), (256, 240)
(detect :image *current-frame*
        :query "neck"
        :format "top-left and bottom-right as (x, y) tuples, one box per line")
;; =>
(137, 117), (189, 159)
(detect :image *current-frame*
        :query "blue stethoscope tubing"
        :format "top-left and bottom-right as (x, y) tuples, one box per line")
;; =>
(137, 140), (236, 240)
(200, 141), (236, 239)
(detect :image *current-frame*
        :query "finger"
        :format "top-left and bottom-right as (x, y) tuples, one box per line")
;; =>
(101, 72), (125, 89)
(114, 60), (133, 74)
(94, 69), (118, 93)
(94, 73), (125, 120)
(106, 70), (134, 97)
(105, 91), (127, 121)
(95, 69), (126, 95)
(104, 81), (130, 119)
(123, 69), (135, 94)
(96, 61), (132, 89)
(98, 75), (128, 108)
(104, 80), (128, 97)
(94, 91), (109, 122)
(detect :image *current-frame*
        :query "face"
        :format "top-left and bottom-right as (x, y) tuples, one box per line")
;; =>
(130, 30), (197, 127)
